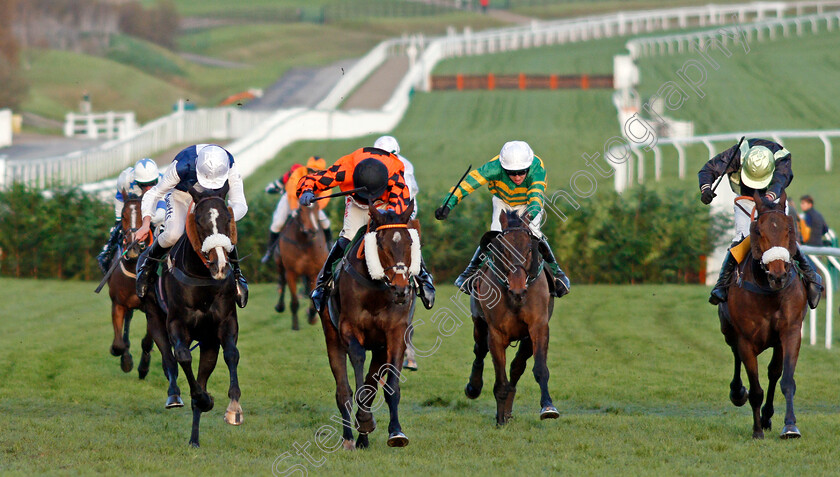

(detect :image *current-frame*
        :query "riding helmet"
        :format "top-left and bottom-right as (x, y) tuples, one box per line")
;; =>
(353, 158), (389, 201)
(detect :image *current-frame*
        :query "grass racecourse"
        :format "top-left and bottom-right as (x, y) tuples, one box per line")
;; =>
(4, 278), (840, 475)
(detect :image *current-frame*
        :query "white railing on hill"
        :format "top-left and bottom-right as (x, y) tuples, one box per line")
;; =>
(626, 9), (840, 58)
(612, 130), (840, 193)
(63, 111), (137, 139)
(0, 105), (273, 189)
(800, 245), (840, 349)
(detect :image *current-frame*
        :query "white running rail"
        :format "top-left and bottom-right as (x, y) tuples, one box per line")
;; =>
(800, 245), (840, 349)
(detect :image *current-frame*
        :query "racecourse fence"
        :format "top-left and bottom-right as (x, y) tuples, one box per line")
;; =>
(801, 245), (840, 349)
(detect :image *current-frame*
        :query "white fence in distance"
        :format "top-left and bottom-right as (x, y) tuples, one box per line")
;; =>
(800, 245), (840, 349)
(0, 109), (11, 148)
(63, 111), (137, 140)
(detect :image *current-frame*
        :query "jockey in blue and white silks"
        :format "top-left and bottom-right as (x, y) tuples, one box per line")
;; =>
(134, 144), (249, 308)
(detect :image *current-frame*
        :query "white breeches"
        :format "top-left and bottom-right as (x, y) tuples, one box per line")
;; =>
(733, 197), (788, 242)
(490, 196), (544, 238)
(270, 194), (330, 233)
(157, 189), (192, 248)
(340, 197), (389, 239)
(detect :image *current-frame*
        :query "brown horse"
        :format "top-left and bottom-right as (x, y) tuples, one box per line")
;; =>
(719, 191), (808, 439)
(154, 185), (242, 447)
(274, 204), (328, 330)
(106, 197), (184, 408)
(464, 210), (559, 425)
(321, 202), (420, 449)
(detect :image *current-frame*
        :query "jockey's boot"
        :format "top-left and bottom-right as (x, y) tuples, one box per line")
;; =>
(261, 231), (280, 264)
(793, 246), (824, 309)
(136, 239), (169, 299)
(709, 250), (737, 305)
(454, 246), (484, 293)
(538, 236), (570, 298)
(415, 258), (436, 309)
(323, 227), (333, 248)
(97, 221), (122, 274)
(311, 237), (350, 313)
(229, 246), (249, 308)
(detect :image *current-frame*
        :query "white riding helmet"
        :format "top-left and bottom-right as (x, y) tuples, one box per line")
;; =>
(134, 158), (159, 185)
(374, 135), (400, 155)
(196, 145), (230, 189)
(499, 140), (534, 171)
(740, 145), (775, 190)
(116, 167), (134, 193)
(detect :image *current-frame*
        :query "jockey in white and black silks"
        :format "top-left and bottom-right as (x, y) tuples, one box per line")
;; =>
(96, 158), (165, 274)
(134, 144), (250, 308)
(434, 140), (570, 298)
(698, 138), (823, 309)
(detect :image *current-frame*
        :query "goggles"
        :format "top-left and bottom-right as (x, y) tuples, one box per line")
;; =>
(504, 168), (529, 177)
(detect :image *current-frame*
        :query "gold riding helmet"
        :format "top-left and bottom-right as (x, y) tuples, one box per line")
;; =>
(740, 145), (775, 189)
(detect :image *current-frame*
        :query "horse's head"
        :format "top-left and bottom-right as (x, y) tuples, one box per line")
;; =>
(187, 184), (237, 280)
(297, 203), (321, 238)
(367, 201), (420, 305)
(750, 191), (796, 289)
(120, 197), (147, 259)
(489, 210), (539, 307)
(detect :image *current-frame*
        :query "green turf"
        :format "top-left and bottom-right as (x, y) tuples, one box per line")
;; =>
(2, 278), (839, 474)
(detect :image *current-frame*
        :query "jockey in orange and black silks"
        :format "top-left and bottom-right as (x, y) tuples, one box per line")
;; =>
(698, 138), (822, 309)
(296, 146), (435, 312)
(133, 144), (250, 308)
(434, 140), (570, 298)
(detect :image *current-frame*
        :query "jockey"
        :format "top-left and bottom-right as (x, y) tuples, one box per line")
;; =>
(134, 144), (250, 308)
(373, 135), (419, 216)
(297, 146), (436, 311)
(434, 140), (570, 298)
(265, 163), (304, 194)
(96, 158), (165, 274)
(261, 156), (333, 264)
(699, 138), (822, 309)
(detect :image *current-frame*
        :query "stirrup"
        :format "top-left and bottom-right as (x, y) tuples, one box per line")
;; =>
(235, 276), (248, 308)
(311, 285), (329, 313)
(806, 283), (822, 309)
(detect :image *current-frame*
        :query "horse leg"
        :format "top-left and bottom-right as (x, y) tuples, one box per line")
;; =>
(505, 337), (533, 420)
(147, 312), (182, 408)
(761, 345), (783, 430)
(323, 322), (355, 450)
(355, 348), (387, 450)
(383, 331), (409, 447)
(347, 337), (375, 442)
(287, 270), (300, 331)
(222, 321), (243, 426)
(530, 325), (559, 420)
(275, 264), (286, 313)
(138, 330), (153, 380)
(306, 275), (318, 325)
(170, 322), (205, 446)
(721, 308), (748, 406)
(120, 310), (134, 373)
(488, 328), (512, 425)
(189, 343), (219, 448)
(465, 315), (489, 399)
(737, 339), (764, 439)
(779, 330), (803, 439)
(110, 303), (128, 357)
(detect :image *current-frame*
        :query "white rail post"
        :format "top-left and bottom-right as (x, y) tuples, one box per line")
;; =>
(808, 255), (834, 349)
(653, 146), (662, 181)
(674, 142), (686, 179)
(819, 134), (832, 171)
(64, 112), (75, 137)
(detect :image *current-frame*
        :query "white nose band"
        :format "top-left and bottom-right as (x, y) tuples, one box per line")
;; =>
(761, 246), (790, 265)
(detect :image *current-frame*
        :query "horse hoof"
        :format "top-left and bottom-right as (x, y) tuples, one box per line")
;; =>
(403, 359), (418, 371)
(356, 434), (370, 449)
(730, 387), (749, 407)
(224, 410), (243, 426)
(138, 354), (151, 380)
(109, 345), (123, 357)
(189, 440), (200, 448)
(761, 417), (772, 431)
(540, 406), (560, 420)
(753, 431), (765, 440)
(275, 302), (285, 313)
(356, 416), (376, 435)
(166, 395), (184, 409)
(780, 425), (801, 439)
(342, 439), (356, 451)
(387, 432), (409, 447)
(465, 383), (482, 399)
(120, 352), (134, 373)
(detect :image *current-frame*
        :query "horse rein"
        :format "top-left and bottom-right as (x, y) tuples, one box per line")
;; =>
(366, 222), (416, 288)
(487, 227), (542, 289)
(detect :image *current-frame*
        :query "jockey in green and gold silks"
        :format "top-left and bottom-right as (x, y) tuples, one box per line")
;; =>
(435, 140), (569, 297)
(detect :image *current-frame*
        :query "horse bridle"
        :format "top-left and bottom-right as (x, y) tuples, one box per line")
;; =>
(369, 223), (415, 289)
(752, 207), (794, 274)
(487, 227), (542, 289)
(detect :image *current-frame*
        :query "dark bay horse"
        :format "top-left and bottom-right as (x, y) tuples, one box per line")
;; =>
(106, 197), (183, 408)
(155, 185), (242, 447)
(274, 204), (328, 330)
(465, 211), (559, 425)
(719, 191), (808, 439)
(321, 202), (420, 449)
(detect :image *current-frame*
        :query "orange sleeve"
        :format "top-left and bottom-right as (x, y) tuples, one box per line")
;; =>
(381, 156), (411, 214)
(298, 154), (354, 196)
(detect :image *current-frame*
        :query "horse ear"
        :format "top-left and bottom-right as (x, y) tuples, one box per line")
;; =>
(228, 206), (238, 245)
(219, 181), (230, 199)
(369, 205), (384, 227)
(787, 215), (798, 251)
(752, 191), (763, 214)
(189, 186), (201, 203)
(185, 210), (203, 254)
(779, 190), (787, 211)
(499, 210), (508, 230)
(399, 200), (415, 223)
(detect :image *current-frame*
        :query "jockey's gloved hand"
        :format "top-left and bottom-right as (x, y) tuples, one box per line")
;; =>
(762, 192), (777, 209)
(700, 188), (716, 205)
(299, 190), (316, 207)
(435, 205), (450, 221)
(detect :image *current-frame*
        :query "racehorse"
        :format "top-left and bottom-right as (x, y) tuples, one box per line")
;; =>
(106, 197), (183, 408)
(718, 191), (808, 439)
(274, 203), (328, 330)
(464, 210), (559, 425)
(154, 184), (242, 447)
(321, 201), (420, 449)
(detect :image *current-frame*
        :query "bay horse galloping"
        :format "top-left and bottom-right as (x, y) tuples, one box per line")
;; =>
(274, 204), (328, 330)
(106, 197), (183, 408)
(464, 211), (559, 425)
(155, 185), (242, 447)
(719, 191), (808, 439)
(321, 202), (420, 449)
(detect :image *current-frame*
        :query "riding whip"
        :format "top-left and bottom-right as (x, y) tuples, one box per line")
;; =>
(94, 240), (138, 294)
(443, 164), (473, 208)
(711, 136), (746, 194)
(312, 186), (370, 201)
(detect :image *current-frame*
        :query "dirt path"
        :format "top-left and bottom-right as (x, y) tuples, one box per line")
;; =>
(340, 56), (410, 110)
